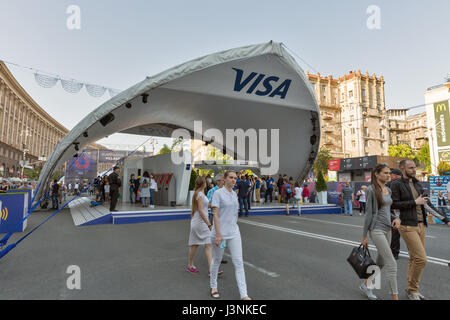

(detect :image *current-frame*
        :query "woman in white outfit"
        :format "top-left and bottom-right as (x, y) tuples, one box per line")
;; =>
(187, 177), (214, 274)
(210, 171), (251, 300)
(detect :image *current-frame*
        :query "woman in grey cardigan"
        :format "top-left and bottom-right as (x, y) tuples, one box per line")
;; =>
(360, 163), (401, 300)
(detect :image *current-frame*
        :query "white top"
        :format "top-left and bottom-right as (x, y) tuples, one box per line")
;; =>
(192, 192), (210, 224)
(150, 178), (157, 190)
(104, 184), (110, 193)
(211, 187), (240, 239)
(358, 190), (366, 202)
(294, 187), (303, 200)
(74, 184), (79, 189)
(447, 183), (450, 193)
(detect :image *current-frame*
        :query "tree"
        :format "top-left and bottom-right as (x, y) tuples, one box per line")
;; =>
(158, 138), (186, 155)
(414, 143), (431, 173)
(316, 170), (328, 192)
(189, 169), (199, 191)
(388, 144), (414, 159)
(437, 161), (450, 176)
(158, 144), (172, 155)
(313, 147), (333, 177)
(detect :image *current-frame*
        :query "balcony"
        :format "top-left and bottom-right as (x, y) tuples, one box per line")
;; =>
(322, 112), (333, 120)
(323, 125), (334, 133)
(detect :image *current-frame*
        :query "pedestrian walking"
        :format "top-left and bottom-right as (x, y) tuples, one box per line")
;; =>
(149, 173), (157, 208)
(140, 171), (151, 207)
(51, 179), (60, 210)
(294, 182), (303, 216)
(360, 163), (400, 300)
(237, 175), (250, 217)
(341, 183), (354, 216)
(108, 166), (122, 212)
(129, 174), (137, 203)
(391, 159), (450, 300)
(264, 175), (274, 203)
(187, 177), (222, 275)
(210, 171), (251, 300)
(104, 179), (110, 203)
(356, 185), (368, 216)
(254, 177), (261, 203)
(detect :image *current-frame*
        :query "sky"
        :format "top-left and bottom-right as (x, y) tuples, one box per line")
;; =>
(0, 0), (449, 149)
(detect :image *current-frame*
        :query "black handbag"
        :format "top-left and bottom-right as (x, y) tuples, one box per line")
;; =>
(347, 245), (376, 279)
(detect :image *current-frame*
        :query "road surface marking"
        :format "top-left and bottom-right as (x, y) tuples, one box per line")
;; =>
(224, 253), (280, 278)
(240, 220), (450, 267)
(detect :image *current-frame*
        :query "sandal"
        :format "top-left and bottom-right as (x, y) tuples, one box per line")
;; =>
(211, 290), (220, 299)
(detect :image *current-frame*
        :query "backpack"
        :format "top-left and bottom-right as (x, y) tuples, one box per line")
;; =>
(286, 184), (293, 195)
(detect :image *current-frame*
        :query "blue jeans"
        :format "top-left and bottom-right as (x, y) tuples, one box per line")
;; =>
(51, 194), (59, 209)
(142, 197), (149, 207)
(150, 189), (155, 205)
(239, 196), (248, 216)
(129, 187), (135, 203)
(344, 199), (353, 215)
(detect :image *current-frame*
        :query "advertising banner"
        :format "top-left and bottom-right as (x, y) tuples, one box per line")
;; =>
(429, 176), (450, 224)
(434, 100), (450, 148)
(0, 193), (28, 234)
(65, 150), (98, 184)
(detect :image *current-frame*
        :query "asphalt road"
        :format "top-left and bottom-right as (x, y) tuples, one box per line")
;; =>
(0, 209), (449, 300)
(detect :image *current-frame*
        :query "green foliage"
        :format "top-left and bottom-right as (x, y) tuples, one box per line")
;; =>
(437, 161), (450, 176)
(414, 143), (431, 173)
(23, 166), (42, 181)
(388, 144), (414, 159)
(313, 147), (333, 177)
(158, 138), (185, 155)
(189, 170), (199, 191)
(316, 170), (328, 192)
(158, 144), (172, 155)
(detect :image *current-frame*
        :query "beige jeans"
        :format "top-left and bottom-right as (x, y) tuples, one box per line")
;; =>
(399, 223), (427, 293)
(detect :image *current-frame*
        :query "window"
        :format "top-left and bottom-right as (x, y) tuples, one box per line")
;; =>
(322, 85), (326, 92)
(349, 90), (354, 98)
(362, 89), (366, 98)
(381, 142), (385, 149)
(364, 128), (369, 136)
(365, 141), (369, 148)
(352, 141), (356, 148)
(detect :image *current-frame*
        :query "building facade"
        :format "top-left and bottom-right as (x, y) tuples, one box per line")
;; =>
(0, 61), (102, 178)
(308, 70), (388, 158)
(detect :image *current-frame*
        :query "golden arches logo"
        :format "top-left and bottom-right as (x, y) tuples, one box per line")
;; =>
(436, 103), (447, 112)
(1, 207), (8, 222)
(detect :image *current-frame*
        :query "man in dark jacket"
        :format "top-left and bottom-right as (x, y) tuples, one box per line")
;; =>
(391, 159), (450, 300)
(237, 175), (250, 217)
(108, 166), (122, 212)
(387, 168), (403, 259)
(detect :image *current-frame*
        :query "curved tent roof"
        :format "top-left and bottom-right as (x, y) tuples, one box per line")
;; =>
(37, 41), (321, 200)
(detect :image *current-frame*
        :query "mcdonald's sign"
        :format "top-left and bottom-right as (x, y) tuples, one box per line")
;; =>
(434, 100), (450, 147)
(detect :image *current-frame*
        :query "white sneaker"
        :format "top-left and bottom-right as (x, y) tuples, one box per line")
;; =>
(360, 283), (377, 300)
(406, 289), (425, 300)
(151, 205), (155, 208)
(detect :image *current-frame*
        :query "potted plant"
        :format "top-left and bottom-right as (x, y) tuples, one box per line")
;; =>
(316, 170), (328, 205)
(188, 169), (198, 206)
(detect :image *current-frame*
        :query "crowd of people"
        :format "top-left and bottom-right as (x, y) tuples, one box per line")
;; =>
(185, 161), (450, 300)
(199, 172), (317, 217)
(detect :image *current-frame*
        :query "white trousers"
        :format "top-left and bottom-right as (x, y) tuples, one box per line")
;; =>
(210, 233), (248, 299)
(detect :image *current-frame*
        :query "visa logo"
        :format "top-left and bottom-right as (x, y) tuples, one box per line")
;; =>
(232, 68), (292, 100)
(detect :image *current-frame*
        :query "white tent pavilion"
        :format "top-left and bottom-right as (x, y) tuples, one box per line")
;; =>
(36, 41), (321, 201)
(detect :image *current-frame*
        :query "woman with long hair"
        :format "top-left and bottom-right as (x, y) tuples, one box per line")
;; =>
(140, 171), (151, 207)
(360, 163), (401, 300)
(187, 176), (222, 275)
